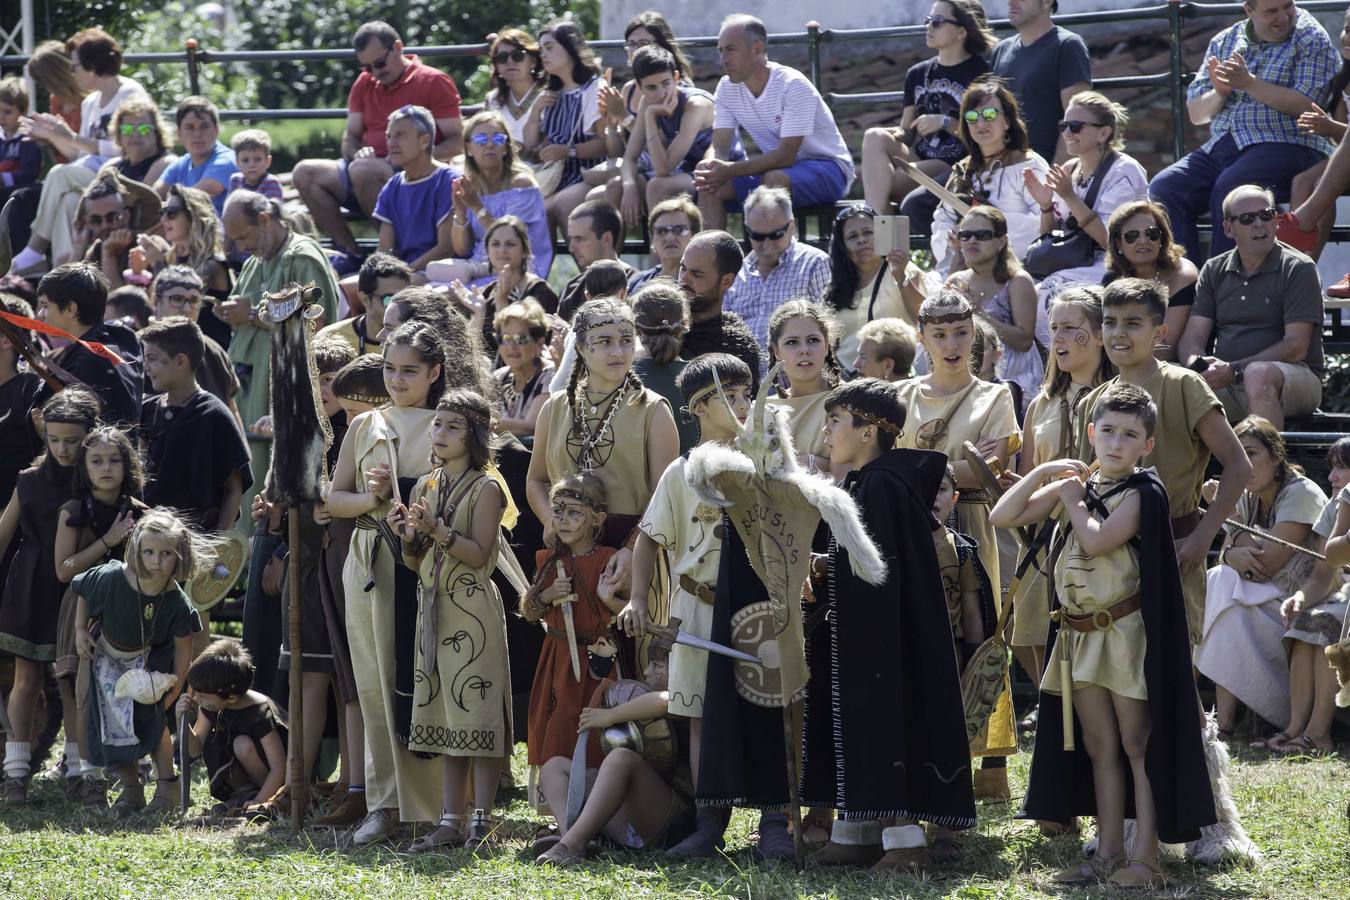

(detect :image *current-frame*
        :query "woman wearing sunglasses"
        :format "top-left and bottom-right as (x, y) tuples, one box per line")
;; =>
(135, 184), (232, 318)
(106, 96), (173, 187)
(437, 111), (551, 287)
(824, 203), (930, 374)
(1103, 200), (1197, 361)
(484, 29), (547, 145)
(861, 0), (993, 229)
(930, 79), (1048, 272)
(1022, 91), (1148, 301)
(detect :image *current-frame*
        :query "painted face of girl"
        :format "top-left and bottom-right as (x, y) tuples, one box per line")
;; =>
(84, 440), (127, 494)
(429, 410), (469, 462)
(383, 343), (441, 408)
(45, 422), (87, 468)
(1048, 304), (1102, 378)
(551, 497), (604, 548)
(773, 316), (828, 386)
(578, 322), (637, 382)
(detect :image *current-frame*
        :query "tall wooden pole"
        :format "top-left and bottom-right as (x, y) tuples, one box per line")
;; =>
(287, 510), (305, 834)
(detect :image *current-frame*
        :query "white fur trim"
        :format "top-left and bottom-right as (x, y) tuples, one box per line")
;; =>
(881, 824), (927, 851)
(830, 819), (883, 846)
(794, 471), (887, 585)
(1184, 713), (1260, 865)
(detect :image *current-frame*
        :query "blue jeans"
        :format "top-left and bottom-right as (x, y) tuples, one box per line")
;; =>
(1149, 134), (1324, 261)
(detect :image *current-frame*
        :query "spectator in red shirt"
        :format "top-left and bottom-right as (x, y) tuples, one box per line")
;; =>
(292, 21), (464, 272)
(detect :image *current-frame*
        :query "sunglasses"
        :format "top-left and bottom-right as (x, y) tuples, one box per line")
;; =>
(924, 14), (957, 28)
(471, 132), (509, 147)
(163, 292), (202, 308)
(1122, 226), (1163, 244)
(160, 206), (186, 218)
(834, 202), (877, 223)
(1057, 119), (1107, 134)
(497, 333), (537, 347)
(745, 224), (790, 243)
(360, 46), (395, 74)
(120, 123), (155, 136)
(652, 224), (691, 238)
(964, 107), (1001, 124)
(492, 48), (528, 65)
(84, 210), (126, 227)
(1226, 207), (1277, 226)
(625, 38), (656, 52)
(957, 229), (997, 242)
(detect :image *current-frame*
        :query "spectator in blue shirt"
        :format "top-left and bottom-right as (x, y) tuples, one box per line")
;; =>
(1149, 0), (1338, 261)
(154, 96), (238, 213)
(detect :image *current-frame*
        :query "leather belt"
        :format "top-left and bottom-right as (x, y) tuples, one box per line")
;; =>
(958, 490), (990, 504)
(1055, 594), (1141, 633)
(1171, 510), (1200, 540)
(544, 625), (608, 645)
(678, 574), (715, 606)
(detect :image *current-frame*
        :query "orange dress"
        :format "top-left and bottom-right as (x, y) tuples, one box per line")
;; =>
(526, 546), (617, 768)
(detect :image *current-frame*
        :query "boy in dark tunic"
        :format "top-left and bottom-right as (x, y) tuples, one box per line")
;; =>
(802, 378), (976, 873)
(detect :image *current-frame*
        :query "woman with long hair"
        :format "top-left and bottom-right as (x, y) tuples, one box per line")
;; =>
(824, 203), (930, 374)
(1102, 200), (1198, 361)
(26, 39), (88, 150)
(462, 215), (560, 356)
(862, 0), (993, 229)
(766, 299), (845, 473)
(1022, 90), (1148, 301)
(944, 204), (1043, 407)
(927, 78), (1049, 272)
(1196, 416), (1327, 745)
(522, 21), (607, 234)
(442, 111), (551, 284)
(137, 184), (231, 301)
(106, 96), (174, 186)
(484, 28), (548, 144)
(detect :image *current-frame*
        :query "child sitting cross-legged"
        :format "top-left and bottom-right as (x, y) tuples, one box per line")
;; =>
(176, 639), (287, 817)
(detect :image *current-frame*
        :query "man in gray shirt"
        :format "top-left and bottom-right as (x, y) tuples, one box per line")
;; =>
(1179, 185), (1324, 428)
(990, 0), (1092, 163)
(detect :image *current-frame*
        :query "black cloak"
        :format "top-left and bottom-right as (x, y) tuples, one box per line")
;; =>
(1020, 470), (1217, 843)
(800, 448), (977, 828)
(140, 388), (254, 531)
(695, 510), (792, 810)
(39, 320), (144, 427)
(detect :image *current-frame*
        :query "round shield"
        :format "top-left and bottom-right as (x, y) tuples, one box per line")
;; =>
(189, 532), (247, 612)
(599, 718), (678, 775)
(729, 600), (786, 708)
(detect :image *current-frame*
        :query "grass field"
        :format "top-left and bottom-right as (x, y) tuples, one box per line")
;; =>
(0, 735), (1345, 899)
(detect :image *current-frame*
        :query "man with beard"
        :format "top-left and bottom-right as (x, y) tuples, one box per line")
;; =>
(75, 170), (161, 290)
(677, 230), (762, 390)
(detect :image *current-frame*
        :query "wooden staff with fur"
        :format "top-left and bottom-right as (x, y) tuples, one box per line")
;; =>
(260, 283), (333, 833)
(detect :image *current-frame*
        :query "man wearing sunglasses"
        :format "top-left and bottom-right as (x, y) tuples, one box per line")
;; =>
(695, 14), (854, 230)
(990, 0), (1091, 163)
(291, 21), (463, 274)
(721, 185), (830, 350)
(73, 169), (161, 290)
(1178, 185), (1324, 429)
(1150, 0), (1338, 262)
(153, 96), (238, 214)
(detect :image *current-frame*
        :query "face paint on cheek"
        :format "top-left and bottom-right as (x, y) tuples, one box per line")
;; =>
(1074, 332), (1090, 348)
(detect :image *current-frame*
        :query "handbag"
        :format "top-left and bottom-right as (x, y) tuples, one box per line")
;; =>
(1023, 151), (1117, 279)
(531, 92), (585, 198)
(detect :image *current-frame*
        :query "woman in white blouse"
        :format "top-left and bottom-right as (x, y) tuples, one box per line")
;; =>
(1022, 90), (1150, 303)
(483, 29), (547, 146)
(930, 79), (1048, 272)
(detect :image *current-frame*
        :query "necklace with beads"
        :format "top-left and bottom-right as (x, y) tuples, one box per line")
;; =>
(571, 378), (626, 471)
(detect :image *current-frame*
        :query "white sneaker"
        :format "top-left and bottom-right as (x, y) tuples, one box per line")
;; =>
(353, 807), (400, 846)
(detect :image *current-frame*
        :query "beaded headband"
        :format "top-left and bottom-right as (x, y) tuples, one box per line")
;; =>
(333, 390), (388, 406)
(687, 378), (750, 408)
(576, 315), (636, 339)
(441, 401), (490, 428)
(551, 487), (603, 511)
(838, 404), (902, 436)
(917, 297), (975, 326)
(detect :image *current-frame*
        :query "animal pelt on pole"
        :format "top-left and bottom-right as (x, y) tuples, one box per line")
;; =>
(262, 282), (332, 505)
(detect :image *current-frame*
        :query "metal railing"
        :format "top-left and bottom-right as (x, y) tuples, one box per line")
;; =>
(4, 1), (1348, 166)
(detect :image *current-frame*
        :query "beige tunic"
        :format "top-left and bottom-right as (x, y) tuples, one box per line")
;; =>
(1074, 364), (1224, 643)
(768, 389), (831, 462)
(1041, 475), (1147, 701)
(340, 405), (441, 822)
(894, 376), (1018, 754)
(1224, 475), (1327, 596)
(639, 456), (724, 717)
(539, 387), (669, 518)
(407, 471), (512, 759)
(1013, 384), (1086, 648)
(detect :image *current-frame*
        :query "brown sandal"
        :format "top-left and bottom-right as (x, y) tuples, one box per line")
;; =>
(405, 818), (466, 854)
(1249, 731), (1292, 751)
(1109, 857), (1166, 889)
(1052, 852), (1122, 885)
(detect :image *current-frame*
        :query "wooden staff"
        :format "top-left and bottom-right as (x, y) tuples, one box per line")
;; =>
(287, 509), (306, 834)
(0, 318), (73, 393)
(895, 158), (971, 217)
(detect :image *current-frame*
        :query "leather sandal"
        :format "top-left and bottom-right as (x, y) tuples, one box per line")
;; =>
(1109, 857), (1166, 888)
(536, 840), (586, 867)
(405, 818), (466, 854)
(1249, 731), (1292, 751)
(1052, 852), (1122, 885)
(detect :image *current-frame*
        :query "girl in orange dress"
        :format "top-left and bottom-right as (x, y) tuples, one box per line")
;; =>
(523, 473), (625, 815)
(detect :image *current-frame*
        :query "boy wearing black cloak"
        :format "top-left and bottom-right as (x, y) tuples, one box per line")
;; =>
(802, 379), (976, 874)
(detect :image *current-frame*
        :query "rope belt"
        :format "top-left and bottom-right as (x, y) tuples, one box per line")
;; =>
(678, 574), (715, 606)
(355, 514), (380, 531)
